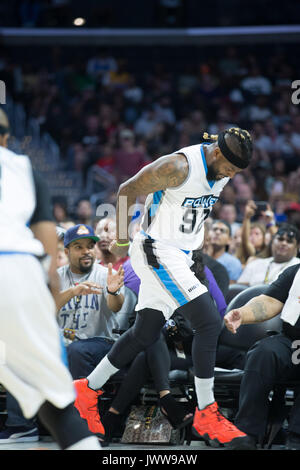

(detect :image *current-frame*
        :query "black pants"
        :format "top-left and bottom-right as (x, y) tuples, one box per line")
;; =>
(67, 337), (114, 379)
(111, 333), (170, 414)
(108, 292), (222, 379)
(235, 333), (300, 440)
(111, 339), (245, 415)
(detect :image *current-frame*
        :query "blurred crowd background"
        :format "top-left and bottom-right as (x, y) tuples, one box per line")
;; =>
(1, 0), (300, 232)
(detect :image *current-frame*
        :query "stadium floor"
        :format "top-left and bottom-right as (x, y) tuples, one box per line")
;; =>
(0, 438), (286, 451)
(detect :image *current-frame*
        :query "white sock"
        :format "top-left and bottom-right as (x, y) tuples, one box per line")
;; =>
(87, 355), (119, 391)
(66, 436), (102, 450)
(194, 376), (215, 410)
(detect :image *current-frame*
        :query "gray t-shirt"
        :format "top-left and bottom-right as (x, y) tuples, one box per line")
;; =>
(57, 263), (126, 341)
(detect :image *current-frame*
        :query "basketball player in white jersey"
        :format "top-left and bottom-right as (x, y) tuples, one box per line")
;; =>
(74, 127), (255, 449)
(0, 108), (101, 450)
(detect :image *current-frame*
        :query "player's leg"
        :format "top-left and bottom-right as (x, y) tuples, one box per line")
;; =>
(0, 255), (101, 449)
(130, 241), (254, 449)
(90, 307), (166, 384)
(73, 308), (166, 432)
(178, 292), (255, 449)
(37, 401), (100, 450)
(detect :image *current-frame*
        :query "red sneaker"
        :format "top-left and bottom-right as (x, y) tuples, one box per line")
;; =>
(74, 378), (105, 437)
(192, 402), (255, 449)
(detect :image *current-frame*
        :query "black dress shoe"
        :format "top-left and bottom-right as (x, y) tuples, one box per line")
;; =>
(227, 434), (257, 450)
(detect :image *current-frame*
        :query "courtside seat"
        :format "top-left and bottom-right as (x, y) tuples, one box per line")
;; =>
(225, 283), (248, 304)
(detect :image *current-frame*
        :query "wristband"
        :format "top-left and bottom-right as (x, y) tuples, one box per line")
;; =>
(106, 287), (121, 296)
(116, 241), (130, 247)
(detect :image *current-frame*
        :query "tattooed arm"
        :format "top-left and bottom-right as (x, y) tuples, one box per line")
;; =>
(224, 294), (283, 334)
(109, 153), (189, 256)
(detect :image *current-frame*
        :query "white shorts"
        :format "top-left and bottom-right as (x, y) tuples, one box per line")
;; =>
(130, 234), (207, 319)
(0, 254), (75, 419)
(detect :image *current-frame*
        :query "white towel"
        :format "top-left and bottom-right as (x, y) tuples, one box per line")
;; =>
(280, 268), (300, 326)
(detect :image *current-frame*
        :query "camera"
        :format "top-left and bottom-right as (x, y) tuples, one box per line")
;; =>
(255, 201), (267, 215)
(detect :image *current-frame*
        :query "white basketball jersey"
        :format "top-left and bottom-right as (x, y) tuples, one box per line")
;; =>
(0, 146), (44, 255)
(140, 144), (229, 251)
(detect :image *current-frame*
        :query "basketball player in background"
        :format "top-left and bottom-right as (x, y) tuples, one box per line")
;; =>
(74, 128), (255, 449)
(0, 108), (101, 450)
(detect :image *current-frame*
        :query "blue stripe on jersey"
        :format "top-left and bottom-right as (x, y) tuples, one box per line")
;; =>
(152, 263), (189, 306)
(141, 233), (190, 306)
(200, 144), (215, 189)
(150, 190), (164, 217)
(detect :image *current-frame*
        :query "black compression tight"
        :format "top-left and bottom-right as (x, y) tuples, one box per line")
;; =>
(107, 308), (166, 369)
(108, 292), (222, 379)
(177, 292), (222, 378)
(38, 401), (92, 449)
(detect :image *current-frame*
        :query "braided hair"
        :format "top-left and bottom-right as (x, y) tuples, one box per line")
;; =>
(203, 127), (253, 169)
(191, 250), (209, 289)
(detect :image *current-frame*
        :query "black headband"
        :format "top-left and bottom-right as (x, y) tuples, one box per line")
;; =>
(218, 132), (248, 169)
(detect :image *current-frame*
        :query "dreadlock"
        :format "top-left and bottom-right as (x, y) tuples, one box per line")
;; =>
(191, 250), (209, 289)
(203, 127), (252, 169)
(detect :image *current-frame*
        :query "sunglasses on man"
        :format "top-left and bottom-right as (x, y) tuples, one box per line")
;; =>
(275, 231), (297, 244)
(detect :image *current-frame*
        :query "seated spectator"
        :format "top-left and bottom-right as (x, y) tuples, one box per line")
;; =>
(218, 203), (241, 236)
(86, 49), (117, 85)
(95, 142), (115, 174)
(113, 129), (150, 184)
(53, 198), (69, 225)
(238, 223), (300, 286)
(229, 226), (242, 259)
(55, 224), (127, 380)
(201, 252), (230, 299)
(56, 232), (68, 268)
(240, 65), (272, 97)
(207, 220), (243, 283)
(246, 95), (272, 122)
(122, 258), (141, 297)
(275, 121), (300, 172)
(224, 262), (300, 449)
(95, 217), (129, 270)
(134, 107), (158, 139)
(75, 198), (93, 227)
(60, 220), (76, 231)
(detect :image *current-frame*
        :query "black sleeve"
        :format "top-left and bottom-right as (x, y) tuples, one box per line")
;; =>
(29, 169), (54, 225)
(264, 264), (300, 303)
(202, 253), (230, 298)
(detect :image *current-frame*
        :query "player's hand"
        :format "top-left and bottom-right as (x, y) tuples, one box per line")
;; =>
(109, 239), (130, 258)
(73, 281), (103, 296)
(224, 309), (243, 334)
(244, 200), (257, 219)
(107, 263), (124, 293)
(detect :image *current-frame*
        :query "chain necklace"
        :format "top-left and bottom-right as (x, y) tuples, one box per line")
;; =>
(64, 266), (93, 340)
(263, 258), (292, 284)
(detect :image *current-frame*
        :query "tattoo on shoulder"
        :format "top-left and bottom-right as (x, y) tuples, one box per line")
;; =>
(158, 153), (189, 188)
(251, 301), (268, 322)
(128, 153), (189, 195)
